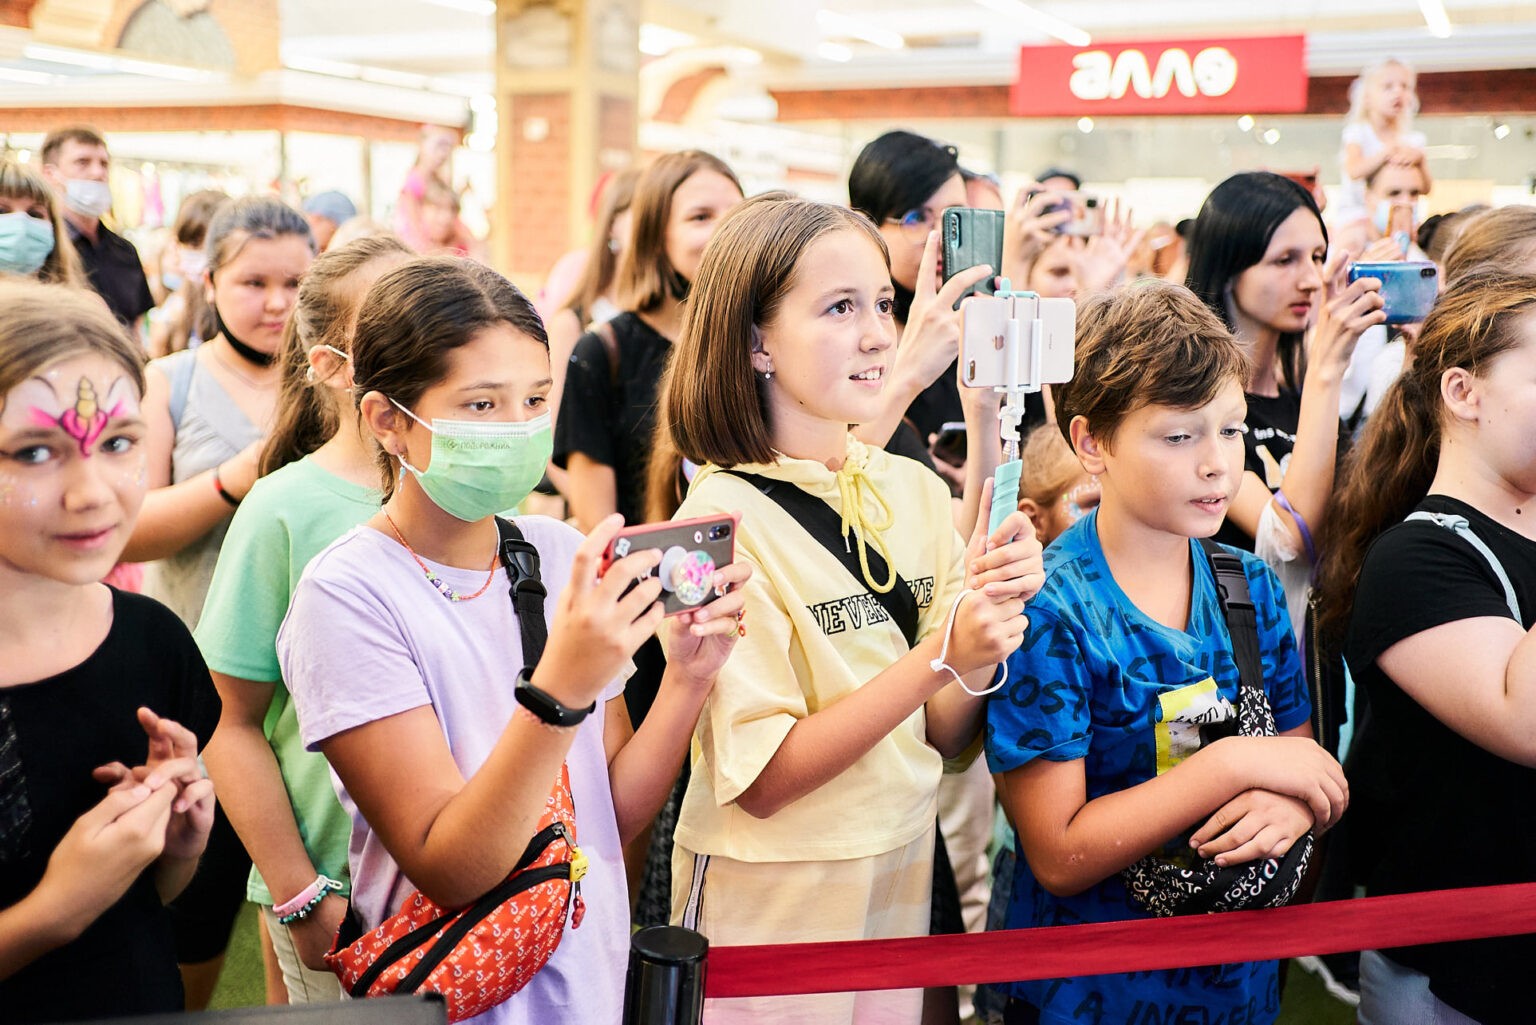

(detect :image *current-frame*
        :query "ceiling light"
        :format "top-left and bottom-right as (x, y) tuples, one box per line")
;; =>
(1077, 117), (1094, 133)
(972, 0), (1090, 47)
(816, 41), (853, 62)
(816, 10), (905, 50)
(1237, 115), (1255, 132)
(24, 43), (213, 81)
(1261, 128), (1281, 145)
(639, 24), (698, 57)
(1418, 0), (1452, 37)
(421, 0), (494, 14)
(1494, 122), (1512, 140)
(0, 66), (57, 86)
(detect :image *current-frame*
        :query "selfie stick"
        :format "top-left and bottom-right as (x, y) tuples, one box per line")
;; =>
(987, 280), (1043, 535)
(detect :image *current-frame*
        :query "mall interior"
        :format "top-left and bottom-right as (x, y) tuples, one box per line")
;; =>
(4, 2), (1536, 1022)
(4, 0), (1535, 291)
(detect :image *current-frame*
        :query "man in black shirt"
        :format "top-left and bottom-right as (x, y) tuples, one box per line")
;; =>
(41, 125), (155, 332)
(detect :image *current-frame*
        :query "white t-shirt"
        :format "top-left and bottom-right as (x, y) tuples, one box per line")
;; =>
(1337, 120), (1428, 218)
(279, 516), (628, 1024)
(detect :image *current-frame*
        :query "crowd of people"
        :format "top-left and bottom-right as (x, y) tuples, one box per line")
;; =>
(2, 55), (1532, 1025)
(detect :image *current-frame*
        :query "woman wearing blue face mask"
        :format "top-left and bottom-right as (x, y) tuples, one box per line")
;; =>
(0, 160), (85, 287)
(277, 256), (751, 1022)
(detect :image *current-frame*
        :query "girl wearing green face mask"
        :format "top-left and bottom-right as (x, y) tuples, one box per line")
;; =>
(276, 256), (751, 1023)
(0, 160), (84, 287)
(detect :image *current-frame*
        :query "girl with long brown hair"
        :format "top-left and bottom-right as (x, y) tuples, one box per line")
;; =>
(1313, 270), (1536, 1025)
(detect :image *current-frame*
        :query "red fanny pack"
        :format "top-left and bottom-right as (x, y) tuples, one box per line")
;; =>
(325, 763), (586, 1021)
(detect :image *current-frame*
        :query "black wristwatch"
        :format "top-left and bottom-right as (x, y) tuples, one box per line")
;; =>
(515, 668), (597, 727)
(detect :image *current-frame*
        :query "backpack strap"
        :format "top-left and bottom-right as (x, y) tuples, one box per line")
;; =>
(1197, 537), (1264, 696)
(1404, 511), (1521, 620)
(495, 517), (549, 665)
(593, 320), (619, 389)
(160, 349), (198, 431)
(722, 470), (920, 650)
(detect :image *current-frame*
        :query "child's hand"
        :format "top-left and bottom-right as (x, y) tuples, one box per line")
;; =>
(895, 230), (991, 395)
(33, 781), (177, 938)
(661, 558), (753, 694)
(1211, 736), (1349, 831)
(91, 707), (212, 860)
(964, 478), (1045, 603)
(1310, 250), (1386, 380)
(1190, 788), (1314, 867)
(536, 514), (666, 709)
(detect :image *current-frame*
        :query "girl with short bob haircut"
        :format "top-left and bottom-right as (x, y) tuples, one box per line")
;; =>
(277, 256), (748, 1022)
(1185, 171), (1384, 627)
(0, 281), (216, 1021)
(198, 235), (411, 1003)
(660, 194), (1041, 1024)
(1313, 271), (1536, 1025)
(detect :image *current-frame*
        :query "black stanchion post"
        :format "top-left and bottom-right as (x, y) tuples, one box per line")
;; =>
(623, 925), (708, 1025)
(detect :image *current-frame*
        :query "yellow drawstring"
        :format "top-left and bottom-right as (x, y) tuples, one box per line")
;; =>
(835, 453), (897, 594)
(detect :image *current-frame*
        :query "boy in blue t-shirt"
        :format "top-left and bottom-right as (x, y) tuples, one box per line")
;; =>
(985, 282), (1348, 1025)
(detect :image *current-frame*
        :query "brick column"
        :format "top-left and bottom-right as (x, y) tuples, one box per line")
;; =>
(494, 0), (639, 286)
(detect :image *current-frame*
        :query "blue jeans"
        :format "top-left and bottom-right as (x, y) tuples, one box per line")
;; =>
(1357, 949), (1480, 1025)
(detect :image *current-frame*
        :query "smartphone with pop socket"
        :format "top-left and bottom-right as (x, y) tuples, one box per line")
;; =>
(941, 207), (1005, 307)
(1347, 260), (1437, 325)
(598, 514), (738, 616)
(960, 293), (1076, 389)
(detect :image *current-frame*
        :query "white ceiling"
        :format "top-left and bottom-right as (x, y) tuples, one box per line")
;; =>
(274, 0), (1536, 99)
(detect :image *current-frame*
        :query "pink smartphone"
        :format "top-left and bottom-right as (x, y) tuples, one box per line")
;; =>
(598, 514), (738, 616)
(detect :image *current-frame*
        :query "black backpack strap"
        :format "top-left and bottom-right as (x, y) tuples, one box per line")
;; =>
(722, 470), (920, 649)
(1197, 537), (1263, 695)
(495, 516), (549, 666)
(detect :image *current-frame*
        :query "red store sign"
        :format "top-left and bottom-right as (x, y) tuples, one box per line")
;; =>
(1011, 35), (1308, 117)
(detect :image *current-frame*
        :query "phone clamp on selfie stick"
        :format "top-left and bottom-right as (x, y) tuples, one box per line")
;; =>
(987, 280), (1043, 535)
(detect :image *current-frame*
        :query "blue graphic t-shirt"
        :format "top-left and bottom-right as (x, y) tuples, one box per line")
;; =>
(985, 511), (1309, 1025)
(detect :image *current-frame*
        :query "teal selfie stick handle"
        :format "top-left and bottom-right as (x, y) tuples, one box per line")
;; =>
(989, 460), (1022, 535)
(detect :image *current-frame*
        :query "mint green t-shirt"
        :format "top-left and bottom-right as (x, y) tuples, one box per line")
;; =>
(195, 456), (380, 905)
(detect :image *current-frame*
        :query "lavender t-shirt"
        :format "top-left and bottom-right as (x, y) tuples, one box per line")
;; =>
(277, 517), (629, 1024)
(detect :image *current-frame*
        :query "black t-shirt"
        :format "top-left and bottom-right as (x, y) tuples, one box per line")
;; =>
(1344, 495), (1536, 1025)
(553, 312), (672, 527)
(68, 221), (155, 329)
(1215, 388), (1301, 551)
(0, 589), (220, 1023)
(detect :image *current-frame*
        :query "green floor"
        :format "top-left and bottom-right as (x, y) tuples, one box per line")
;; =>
(209, 903), (1354, 1022)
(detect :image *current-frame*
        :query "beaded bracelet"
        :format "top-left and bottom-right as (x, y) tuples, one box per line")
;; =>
(274, 875), (344, 925)
(211, 463), (241, 508)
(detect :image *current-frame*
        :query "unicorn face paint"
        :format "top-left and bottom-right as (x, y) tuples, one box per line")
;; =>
(0, 356), (147, 585)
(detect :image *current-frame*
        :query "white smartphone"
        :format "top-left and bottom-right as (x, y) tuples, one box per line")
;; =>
(960, 294), (1075, 389)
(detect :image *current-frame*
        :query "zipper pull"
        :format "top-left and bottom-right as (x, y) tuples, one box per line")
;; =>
(570, 886), (585, 929)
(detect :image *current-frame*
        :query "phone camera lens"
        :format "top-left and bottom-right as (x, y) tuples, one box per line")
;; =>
(708, 524), (731, 540)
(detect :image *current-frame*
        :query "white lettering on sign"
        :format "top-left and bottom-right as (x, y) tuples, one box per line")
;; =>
(1069, 46), (1239, 101)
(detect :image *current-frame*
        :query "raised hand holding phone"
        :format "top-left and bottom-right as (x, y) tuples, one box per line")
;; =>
(534, 513), (666, 710)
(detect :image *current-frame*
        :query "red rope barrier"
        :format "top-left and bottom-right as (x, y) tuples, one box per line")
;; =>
(704, 883), (1536, 999)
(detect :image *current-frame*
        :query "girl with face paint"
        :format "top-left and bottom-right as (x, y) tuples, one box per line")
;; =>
(276, 256), (749, 1023)
(0, 281), (217, 1021)
(120, 195), (315, 1009)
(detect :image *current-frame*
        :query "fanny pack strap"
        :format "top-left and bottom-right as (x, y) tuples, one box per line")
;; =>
(1197, 537), (1263, 697)
(495, 516), (549, 665)
(722, 470), (919, 650)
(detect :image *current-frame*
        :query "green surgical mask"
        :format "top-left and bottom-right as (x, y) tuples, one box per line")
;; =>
(391, 399), (552, 521)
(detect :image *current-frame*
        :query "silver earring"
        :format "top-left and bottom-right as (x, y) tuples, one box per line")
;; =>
(763, 369), (774, 381)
